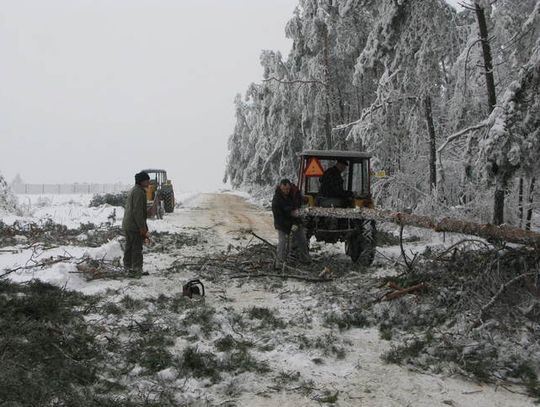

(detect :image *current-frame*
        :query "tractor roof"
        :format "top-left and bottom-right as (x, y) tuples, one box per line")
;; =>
(299, 150), (372, 160)
(141, 169), (167, 174)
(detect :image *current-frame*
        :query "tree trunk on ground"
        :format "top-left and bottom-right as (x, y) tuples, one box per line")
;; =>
(424, 95), (437, 192)
(301, 206), (540, 247)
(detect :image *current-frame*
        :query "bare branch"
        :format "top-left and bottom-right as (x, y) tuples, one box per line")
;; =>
(458, 1), (476, 11)
(333, 96), (420, 131)
(463, 39), (483, 97)
(479, 272), (535, 321)
(437, 120), (488, 156)
(400, 224), (416, 272)
(250, 231), (276, 248)
(1, 254), (74, 279)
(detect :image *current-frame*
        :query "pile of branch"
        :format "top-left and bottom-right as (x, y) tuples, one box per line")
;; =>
(0, 245), (124, 281)
(170, 233), (338, 283)
(73, 259), (126, 280)
(149, 231), (202, 253)
(0, 219), (121, 249)
(374, 240), (540, 329)
(368, 242), (540, 394)
(0, 253), (75, 278)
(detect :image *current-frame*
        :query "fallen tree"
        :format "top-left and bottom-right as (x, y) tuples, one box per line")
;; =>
(301, 207), (540, 247)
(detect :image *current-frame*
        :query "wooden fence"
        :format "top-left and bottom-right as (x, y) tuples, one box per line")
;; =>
(12, 183), (130, 194)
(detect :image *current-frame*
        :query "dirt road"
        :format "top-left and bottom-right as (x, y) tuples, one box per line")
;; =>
(146, 193), (534, 407)
(158, 193), (275, 244)
(203, 192), (275, 241)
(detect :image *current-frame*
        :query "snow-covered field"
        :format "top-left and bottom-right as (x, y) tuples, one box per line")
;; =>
(0, 192), (536, 406)
(1, 192), (202, 292)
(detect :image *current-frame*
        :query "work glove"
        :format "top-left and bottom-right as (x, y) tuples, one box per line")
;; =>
(291, 224), (299, 232)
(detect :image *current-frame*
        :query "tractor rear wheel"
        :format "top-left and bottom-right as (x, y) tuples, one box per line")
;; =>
(345, 220), (376, 266)
(161, 187), (175, 213)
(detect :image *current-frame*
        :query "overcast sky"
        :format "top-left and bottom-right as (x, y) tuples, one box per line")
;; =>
(0, 0), (296, 190)
(0, 0), (462, 191)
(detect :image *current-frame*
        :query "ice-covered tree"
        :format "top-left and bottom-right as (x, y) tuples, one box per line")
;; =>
(225, 0), (540, 226)
(445, 0), (540, 223)
(477, 34), (540, 226)
(347, 0), (463, 208)
(0, 173), (19, 214)
(225, 0), (376, 190)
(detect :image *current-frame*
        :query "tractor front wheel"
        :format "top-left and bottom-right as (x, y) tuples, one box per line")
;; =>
(162, 188), (175, 213)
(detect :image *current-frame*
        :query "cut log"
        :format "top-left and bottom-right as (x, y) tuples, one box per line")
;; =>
(301, 207), (540, 247)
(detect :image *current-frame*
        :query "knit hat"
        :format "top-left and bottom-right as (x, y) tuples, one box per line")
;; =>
(279, 178), (291, 186)
(135, 171), (150, 184)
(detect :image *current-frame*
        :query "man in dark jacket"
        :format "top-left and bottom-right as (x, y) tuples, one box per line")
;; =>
(271, 179), (310, 267)
(122, 171), (150, 275)
(319, 159), (353, 200)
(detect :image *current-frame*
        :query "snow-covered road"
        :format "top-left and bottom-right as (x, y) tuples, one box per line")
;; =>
(153, 192), (275, 242)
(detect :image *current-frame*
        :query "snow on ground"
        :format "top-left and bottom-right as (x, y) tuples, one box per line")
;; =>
(3, 193), (122, 228)
(0, 234), (127, 293)
(174, 190), (202, 208)
(0, 192), (536, 406)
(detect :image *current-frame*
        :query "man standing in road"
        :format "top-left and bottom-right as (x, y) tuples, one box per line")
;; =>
(272, 178), (310, 268)
(122, 171), (150, 276)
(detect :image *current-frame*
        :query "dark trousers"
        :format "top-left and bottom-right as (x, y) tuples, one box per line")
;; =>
(276, 226), (309, 263)
(124, 231), (143, 272)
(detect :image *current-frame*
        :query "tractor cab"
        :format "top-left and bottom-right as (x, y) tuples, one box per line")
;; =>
(297, 150), (374, 209)
(140, 169), (175, 218)
(297, 150), (377, 266)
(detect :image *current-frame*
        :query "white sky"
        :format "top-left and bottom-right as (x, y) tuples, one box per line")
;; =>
(0, 0), (462, 190)
(0, 0), (296, 190)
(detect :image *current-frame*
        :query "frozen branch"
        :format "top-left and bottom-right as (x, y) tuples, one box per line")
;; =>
(333, 96), (420, 131)
(437, 121), (488, 155)
(479, 272), (535, 321)
(262, 76), (326, 86)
